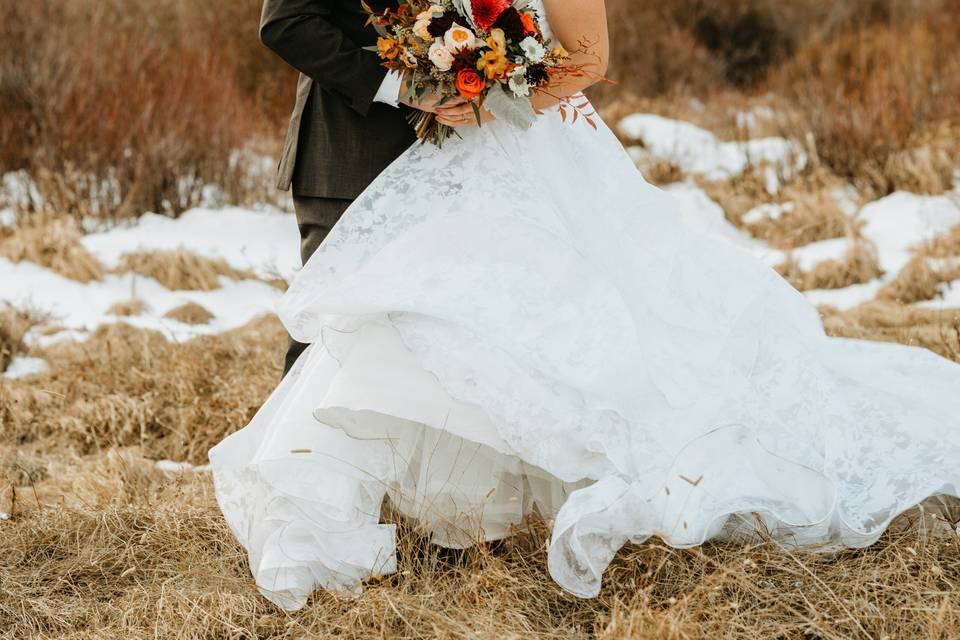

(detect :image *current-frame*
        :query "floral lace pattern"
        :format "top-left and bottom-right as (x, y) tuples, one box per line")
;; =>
(209, 0), (960, 612)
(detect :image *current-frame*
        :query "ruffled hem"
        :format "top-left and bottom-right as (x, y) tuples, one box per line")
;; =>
(209, 319), (582, 610)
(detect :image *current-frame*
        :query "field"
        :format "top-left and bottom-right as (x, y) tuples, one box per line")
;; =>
(2, 0), (960, 638)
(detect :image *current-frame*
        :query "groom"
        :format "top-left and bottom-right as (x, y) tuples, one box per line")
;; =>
(260, 0), (433, 375)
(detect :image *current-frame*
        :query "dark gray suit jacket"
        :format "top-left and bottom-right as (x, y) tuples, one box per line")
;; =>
(260, 0), (417, 199)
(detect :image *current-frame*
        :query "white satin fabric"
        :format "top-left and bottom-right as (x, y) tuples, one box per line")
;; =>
(208, 3), (960, 612)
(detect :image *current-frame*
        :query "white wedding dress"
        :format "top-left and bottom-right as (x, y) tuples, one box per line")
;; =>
(208, 0), (960, 611)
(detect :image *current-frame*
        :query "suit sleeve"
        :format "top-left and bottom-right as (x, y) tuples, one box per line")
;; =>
(260, 0), (389, 116)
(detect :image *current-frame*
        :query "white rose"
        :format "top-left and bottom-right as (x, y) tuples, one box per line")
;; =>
(413, 5), (444, 40)
(428, 40), (455, 72)
(520, 36), (545, 63)
(444, 24), (478, 51)
(508, 67), (531, 97)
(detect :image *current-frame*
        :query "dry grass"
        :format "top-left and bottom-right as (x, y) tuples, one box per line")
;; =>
(821, 302), (960, 363)
(777, 237), (884, 292)
(0, 216), (105, 283)
(163, 302), (215, 326)
(0, 0), (293, 221)
(771, 6), (960, 198)
(1, 316), (285, 465)
(114, 249), (256, 291)
(2, 443), (960, 639)
(107, 298), (149, 317)
(878, 226), (960, 304)
(0, 305), (42, 373)
(702, 167), (858, 250)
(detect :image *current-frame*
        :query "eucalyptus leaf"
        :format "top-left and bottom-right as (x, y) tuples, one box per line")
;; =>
(484, 82), (536, 130)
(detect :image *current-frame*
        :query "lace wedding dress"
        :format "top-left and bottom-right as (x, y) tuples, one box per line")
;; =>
(208, 0), (960, 611)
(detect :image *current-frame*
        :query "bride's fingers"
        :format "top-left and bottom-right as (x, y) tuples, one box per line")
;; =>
(435, 102), (475, 117)
(436, 113), (475, 127)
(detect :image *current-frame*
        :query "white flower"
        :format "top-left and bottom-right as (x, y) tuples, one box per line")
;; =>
(428, 40), (455, 72)
(444, 24), (479, 51)
(413, 5), (444, 40)
(508, 66), (531, 97)
(520, 36), (545, 63)
(401, 48), (419, 68)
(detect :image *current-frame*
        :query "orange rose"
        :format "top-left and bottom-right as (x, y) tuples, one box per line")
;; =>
(520, 12), (538, 35)
(455, 68), (485, 100)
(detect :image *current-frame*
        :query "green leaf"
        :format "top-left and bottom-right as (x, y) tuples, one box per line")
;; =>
(483, 82), (536, 130)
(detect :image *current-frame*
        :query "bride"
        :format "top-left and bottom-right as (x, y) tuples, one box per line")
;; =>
(209, 0), (960, 611)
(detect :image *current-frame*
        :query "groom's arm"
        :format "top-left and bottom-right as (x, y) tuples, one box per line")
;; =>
(260, 0), (392, 116)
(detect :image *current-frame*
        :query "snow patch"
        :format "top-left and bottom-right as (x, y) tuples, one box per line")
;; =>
(0, 257), (284, 345)
(859, 191), (960, 275)
(3, 356), (49, 379)
(154, 460), (211, 473)
(742, 202), (795, 225)
(618, 114), (803, 181)
(81, 207), (300, 281)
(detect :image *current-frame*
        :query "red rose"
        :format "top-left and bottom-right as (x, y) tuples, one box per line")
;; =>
(471, 0), (512, 32)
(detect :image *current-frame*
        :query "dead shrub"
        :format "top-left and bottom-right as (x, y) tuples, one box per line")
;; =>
(0, 215), (105, 282)
(164, 302), (215, 326)
(773, 9), (960, 197)
(0, 0), (294, 221)
(115, 250), (255, 291)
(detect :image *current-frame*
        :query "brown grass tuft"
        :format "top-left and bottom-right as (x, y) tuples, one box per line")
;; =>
(702, 167), (858, 250)
(878, 226), (960, 305)
(640, 160), (687, 187)
(821, 301), (960, 363)
(0, 305), (41, 373)
(0, 216), (105, 282)
(114, 249), (256, 291)
(777, 237), (883, 292)
(163, 302), (216, 326)
(107, 298), (150, 317)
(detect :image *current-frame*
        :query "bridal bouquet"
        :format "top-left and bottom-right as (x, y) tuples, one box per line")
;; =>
(363, 0), (597, 145)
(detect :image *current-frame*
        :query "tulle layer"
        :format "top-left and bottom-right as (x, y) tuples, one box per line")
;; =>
(209, 320), (584, 610)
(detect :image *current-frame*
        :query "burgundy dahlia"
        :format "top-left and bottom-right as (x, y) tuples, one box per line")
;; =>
(427, 14), (457, 38)
(493, 7), (526, 42)
(525, 63), (549, 86)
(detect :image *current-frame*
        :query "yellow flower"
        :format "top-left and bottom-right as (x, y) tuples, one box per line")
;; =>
(377, 37), (402, 61)
(477, 28), (508, 79)
(550, 45), (569, 60)
(487, 28), (507, 54)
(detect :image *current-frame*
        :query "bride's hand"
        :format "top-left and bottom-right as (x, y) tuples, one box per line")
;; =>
(435, 101), (496, 128)
(397, 72), (466, 114)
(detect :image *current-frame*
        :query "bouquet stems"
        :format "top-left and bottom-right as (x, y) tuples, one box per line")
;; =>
(406, 110), (459, 148)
